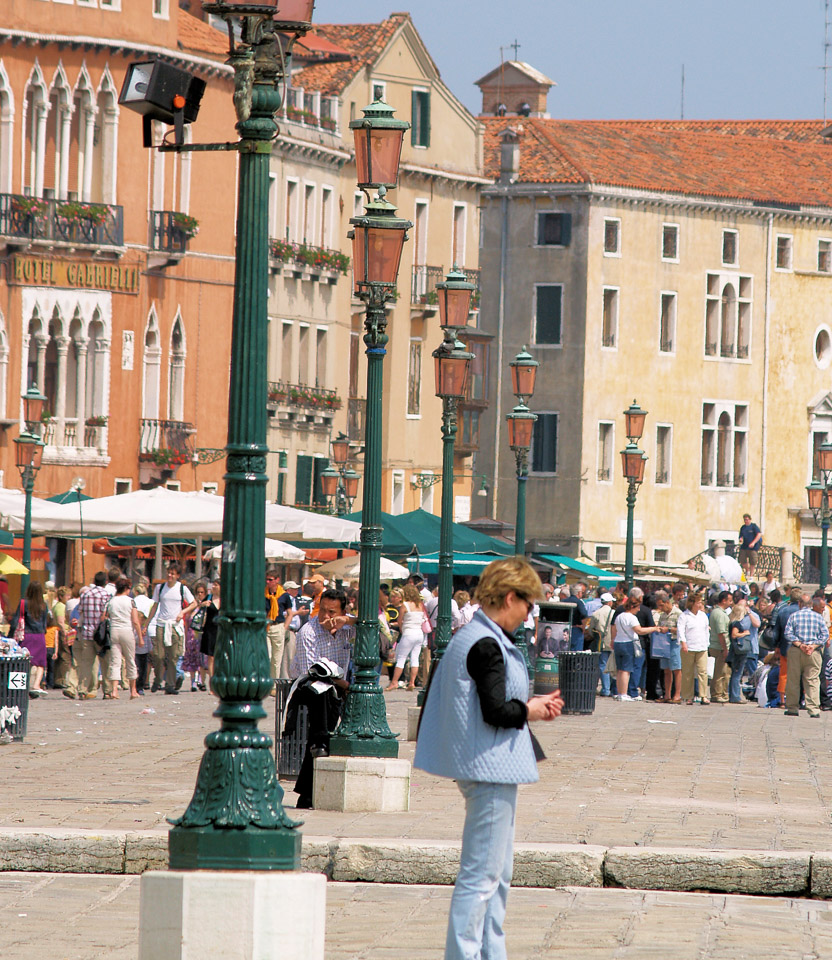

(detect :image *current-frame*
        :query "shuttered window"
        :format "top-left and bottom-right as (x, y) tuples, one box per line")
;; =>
(531, 413), (558, 474)
(411, 89), (430, 147)
(295, 454), (314, 505)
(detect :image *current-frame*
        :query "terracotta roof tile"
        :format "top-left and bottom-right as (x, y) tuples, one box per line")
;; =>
(177, 10), (228, 58)
(291, 15), (407, 96)
(481, 117), (832, 207)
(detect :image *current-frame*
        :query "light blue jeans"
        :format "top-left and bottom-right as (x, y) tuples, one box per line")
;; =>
(446, 780), (518, 960)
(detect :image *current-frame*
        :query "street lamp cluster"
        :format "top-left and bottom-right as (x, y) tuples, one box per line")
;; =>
(320, 435), (360, 517)
(15, 385), (48, 592)
(620, 400), (648, 589)
(807, 442), (832, 589)
(505, 346), (539, 674)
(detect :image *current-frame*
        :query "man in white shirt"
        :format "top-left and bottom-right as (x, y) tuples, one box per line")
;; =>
(147, 563), (193, 695)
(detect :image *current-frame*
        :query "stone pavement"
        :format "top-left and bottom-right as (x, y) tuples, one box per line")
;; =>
(3, 873), (832, 960)
(2, 689), (832, 851)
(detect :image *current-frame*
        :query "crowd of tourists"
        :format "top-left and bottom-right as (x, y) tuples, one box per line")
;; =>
(555, 577), (830, 716)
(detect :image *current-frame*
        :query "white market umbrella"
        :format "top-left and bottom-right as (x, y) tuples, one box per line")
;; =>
(315, 554), (410, 581)
(204, 538), (305, 563)
(4, 488), (360, 542)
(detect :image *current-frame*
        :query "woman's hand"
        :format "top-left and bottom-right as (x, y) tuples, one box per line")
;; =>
(526, 691), (564, 722)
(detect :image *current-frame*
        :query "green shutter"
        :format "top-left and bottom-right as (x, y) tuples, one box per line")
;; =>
(422, 91), (430, 148)
(295, 454), (313, 505)
(312, 457), (330, 506)
(276, 450), (287, 505)
(411, 90), (430, 147)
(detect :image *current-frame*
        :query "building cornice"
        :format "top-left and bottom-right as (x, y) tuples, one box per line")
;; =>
(481, 180), (832, 223)
(401, 161), (492, 187)
(0, 27), (233, 81)
(275, 132), (351, 166)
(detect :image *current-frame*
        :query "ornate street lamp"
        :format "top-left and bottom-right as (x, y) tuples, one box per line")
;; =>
(435, 267), (476, 330)
(505, 347), (539, 677)
(350, 98), (409, 191)
(320, 453), (361, 519)
(620, 400), (648, 588)
(116, 0), (317, 874)
(15, 385), (47, 593)
(330, 99), (411, 757)
(808, 440), (832, 589)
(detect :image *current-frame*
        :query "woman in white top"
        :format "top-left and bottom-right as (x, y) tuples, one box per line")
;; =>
(677, 593), (711, 704)
(610, 597), (657, 702)
(386, 584), (426, 692)
(102, 578), (143, 700)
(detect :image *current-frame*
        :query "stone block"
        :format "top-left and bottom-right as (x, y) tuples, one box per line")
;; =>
(138, 870), (327, 960)
(313, 756), (410, 812)
(300, 836), (338, 876)
(811, 853), (832, 898)
(0, 828), (125, 874)
(604, 846), (811, 895)
(332, 839), (460, 884)
(407, 706), (421, 741)
(124, 831), (168, 874)
(513, 843), (605, 888)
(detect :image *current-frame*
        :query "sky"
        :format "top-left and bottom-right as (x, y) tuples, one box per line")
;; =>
(313, 0), (831, 121)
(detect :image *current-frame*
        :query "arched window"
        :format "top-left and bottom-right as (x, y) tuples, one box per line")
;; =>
(0, 309), (9, 420)
(168, 313), (186, 421)
(142, 308), (161, 419)
(91, 70), (118, 204)
(86, 311), (108, 418)
(720, 283), (737, 358)
(71, 66), (95, 202)
(22, 63), (48, 197)
(45, 66), (71, 200)
(716, 411), (732, 487)
(0, 60), (14, 195)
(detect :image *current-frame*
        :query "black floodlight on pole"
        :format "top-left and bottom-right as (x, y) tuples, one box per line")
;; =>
(119, 60), (206, 147)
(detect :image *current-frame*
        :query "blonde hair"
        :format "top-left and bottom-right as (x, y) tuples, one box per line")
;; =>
(454, 590), (470, 606)
(474, 557), (543, 611)
(403, 584), (423, 606)
(390, 587), (405, 603)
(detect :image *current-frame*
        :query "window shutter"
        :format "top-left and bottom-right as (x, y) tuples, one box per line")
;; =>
(560, 213), (572, 246)
(312, 456), (329, 506)
(423, 91), (430, 148)
(295, 454), (313, 505)
(411, 89), (419, 146)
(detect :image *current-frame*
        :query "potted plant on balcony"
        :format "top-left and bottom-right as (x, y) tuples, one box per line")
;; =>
(56, 202), (110, 226)
(171, 212), (199, 241)
(11, 196), (49, 218)
(150, 447), (190, 467)
(85, 415), (108, 427)
(270, 239), (295, 263)
(320, 116), (336, 132)
(287, 105), (304, 122)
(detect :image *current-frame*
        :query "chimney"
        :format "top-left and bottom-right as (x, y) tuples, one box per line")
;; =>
(499, 127), (521, 183)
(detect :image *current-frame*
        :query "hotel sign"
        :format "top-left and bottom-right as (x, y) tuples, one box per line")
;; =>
(10, 256), (140, 294)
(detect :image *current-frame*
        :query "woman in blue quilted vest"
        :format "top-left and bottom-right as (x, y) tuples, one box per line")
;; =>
(414, 557), (564, 960)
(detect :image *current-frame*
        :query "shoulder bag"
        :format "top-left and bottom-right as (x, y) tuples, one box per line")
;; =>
(94, 602), (111, 654)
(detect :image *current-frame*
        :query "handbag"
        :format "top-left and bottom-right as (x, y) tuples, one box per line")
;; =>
(421, 615), (431, 635)
(13, 600), (25, 645)
(651, 631), (672, 659)
(190, 606), (206, 632)
(94, 614), (111, 654)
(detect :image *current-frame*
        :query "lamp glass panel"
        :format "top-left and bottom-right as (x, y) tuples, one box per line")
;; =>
(344, 474), (360, 498)
(121, 62), (154, 103)
(438, 286), (472, 328)
(621, 449), (645, 481)
(320, 472), (339, 498)
(510, 362), (537, 399)
(435, 354), (470, 398)
(275, 0), (315, 19)
(507, 416), (534, 449)
(809, 485), (824, 510)
(331, 438), (350, 464)
(624, 409), (647, 440)
(819, 445), (832, 473)
(15, 438), (42, 471)
(22, 390), (46, 425)
(354, 128), (405, 188)
(365, 225), (405, 285)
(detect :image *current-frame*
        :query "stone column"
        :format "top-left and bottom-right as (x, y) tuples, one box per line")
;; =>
(59, 106), (72, 200)
(34, 101), (48, 199)
(780, 545), (794, 584)
(92, 338), (110, 452)
(74, 337), (88, 445)
(54, 336), (70, 444)
(34, 334), (48, 395)
(82, 106), (96, 202)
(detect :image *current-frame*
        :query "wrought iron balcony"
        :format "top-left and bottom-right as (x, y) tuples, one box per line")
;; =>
(267, 381), (341, 412)
(139, 418), (196, 466)
(461, 267), (481, 309)
(717, 472), (732, 487)
(150, 210), (196, 256)
(733, 473), (746, 488)
(597, 467), (611, 481)
(655, 470), (669, 484)
(269, 239), (349, 277)
(659, 339), (673, 353)
(602, 332), (616, 347)
(736, 344), (749, 358)
(411, 264), (443, 305)
(0, 193), (124, 247)
(705, 341), (718, 356)
(720, 341), (735, 358)
(701, 471), (713, 486)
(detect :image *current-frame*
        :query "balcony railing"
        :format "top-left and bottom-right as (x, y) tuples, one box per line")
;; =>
(701, 471), (713, 486)
(347, 397), (366, 442)
(737, 344), (749, 358)
(705, 341), (718, 356)
(150, 211), (193, 255)
(411, 264), (443, 305)
(602, 333), (616, 347)
(655, 470), (669, 484)
(597, 467), (611, 481)
(720, 341), (735, 358)
(717, 472), (732, 487)
(267, 381), (341, 412)
(269, 239), (349, 276)
(461, 267), (481, 309)
(0, 193), (123, 247)
(139, 419), (196, 466)
(659, 339), (673, 353)
(42, 416), (106, 449)
(733, 473), (746, 488)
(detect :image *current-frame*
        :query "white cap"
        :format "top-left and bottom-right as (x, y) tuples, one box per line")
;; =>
(601, 592), (615, 603)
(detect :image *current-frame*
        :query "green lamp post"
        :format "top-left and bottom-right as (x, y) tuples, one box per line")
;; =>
(808, 441), (832, 588)
(329, 99), (411, 757)
(506, 346), (539, 676)
(431, 268), (475, 664)
(15, 385), (47, 593)
(133, 0), (318, 872)
(620, 400), (648, 590)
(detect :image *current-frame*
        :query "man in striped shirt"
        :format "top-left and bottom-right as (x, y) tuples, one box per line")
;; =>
(784, 594), (829, 718)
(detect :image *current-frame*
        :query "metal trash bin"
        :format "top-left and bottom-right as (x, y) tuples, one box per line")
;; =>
(0, 655), (30, 742)
(557, 651), (600, 715)
(533, 657), (559, 696)
(273, 678), (308, 780)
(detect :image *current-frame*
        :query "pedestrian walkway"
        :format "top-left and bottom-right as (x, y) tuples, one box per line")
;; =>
(3, 873), (832, 960)
(2, 691), (831, 851)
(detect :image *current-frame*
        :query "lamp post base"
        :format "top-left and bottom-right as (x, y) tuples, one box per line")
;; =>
(312, 755), (411, 812)
(139, 869), (326, 960)
(168, 824), (301, 872)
